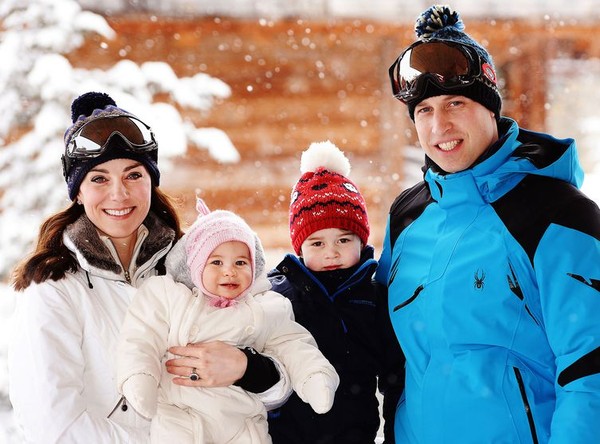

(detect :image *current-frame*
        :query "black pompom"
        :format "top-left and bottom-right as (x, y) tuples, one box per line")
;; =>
(70, 92), (117, 123)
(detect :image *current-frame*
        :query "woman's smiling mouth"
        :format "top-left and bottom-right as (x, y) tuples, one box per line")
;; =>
(104, 207), (134, 217)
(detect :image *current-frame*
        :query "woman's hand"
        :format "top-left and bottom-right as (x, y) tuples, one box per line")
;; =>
(166, 341), (248, 387)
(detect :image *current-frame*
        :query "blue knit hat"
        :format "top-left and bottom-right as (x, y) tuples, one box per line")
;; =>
(405, 5), (502, 120)
(62, 92), (160, 200)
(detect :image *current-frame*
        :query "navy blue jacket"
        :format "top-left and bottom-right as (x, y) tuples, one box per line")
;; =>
(268, 246), (404, 443)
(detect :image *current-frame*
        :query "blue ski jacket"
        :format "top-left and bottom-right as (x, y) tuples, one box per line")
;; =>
(376, 117), (600, 444)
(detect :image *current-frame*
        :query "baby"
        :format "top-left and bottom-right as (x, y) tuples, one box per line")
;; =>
(116, 199), (339, 443)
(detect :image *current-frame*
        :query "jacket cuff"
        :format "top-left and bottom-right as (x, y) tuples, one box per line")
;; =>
(234, 347), (280, 393)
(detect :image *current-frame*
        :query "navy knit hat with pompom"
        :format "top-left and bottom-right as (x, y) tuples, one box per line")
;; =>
(62, 92), (160, 200)
(405, 5), (502, 121)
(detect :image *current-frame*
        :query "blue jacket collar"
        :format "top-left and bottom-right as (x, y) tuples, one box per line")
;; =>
(425, 117), (582, 208)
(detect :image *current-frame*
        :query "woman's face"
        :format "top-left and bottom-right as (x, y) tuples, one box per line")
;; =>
(77, 158), (152, 245)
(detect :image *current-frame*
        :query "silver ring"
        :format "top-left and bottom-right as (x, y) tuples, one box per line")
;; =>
(189, 368), (200, 381)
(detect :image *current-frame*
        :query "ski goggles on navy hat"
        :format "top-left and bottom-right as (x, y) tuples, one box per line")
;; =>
(62, 112), (160, 200)
(389, 40), (501, 120)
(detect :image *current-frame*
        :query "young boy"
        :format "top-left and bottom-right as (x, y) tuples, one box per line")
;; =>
(267, 141), (405, 443)
(116, 199), (339, 443)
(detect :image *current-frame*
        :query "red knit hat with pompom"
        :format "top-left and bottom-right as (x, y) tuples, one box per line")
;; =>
(289, 141), (369, 255)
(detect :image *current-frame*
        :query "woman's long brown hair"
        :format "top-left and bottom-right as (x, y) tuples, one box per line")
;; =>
(12, 187), (183, 291)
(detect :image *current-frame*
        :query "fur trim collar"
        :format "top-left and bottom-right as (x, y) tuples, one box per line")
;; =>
(65, 212), (176, 273)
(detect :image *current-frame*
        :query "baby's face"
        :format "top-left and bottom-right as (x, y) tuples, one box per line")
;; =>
(202, 241), (252, 299)
(300, 228), (362, 272)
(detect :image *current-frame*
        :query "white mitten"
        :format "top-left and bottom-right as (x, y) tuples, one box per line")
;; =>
(298, 372), (337, 414)
(121, 374), (158, 419)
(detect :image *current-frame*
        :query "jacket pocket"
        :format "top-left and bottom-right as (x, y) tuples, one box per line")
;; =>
(393, 284), (424, 312)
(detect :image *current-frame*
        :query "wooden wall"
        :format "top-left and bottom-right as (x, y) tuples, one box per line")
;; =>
(68, 15), (600, 252)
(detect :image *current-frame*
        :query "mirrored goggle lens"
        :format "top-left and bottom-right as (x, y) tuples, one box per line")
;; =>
(389, 42), (478, 102)
(67, 115), (156, 158)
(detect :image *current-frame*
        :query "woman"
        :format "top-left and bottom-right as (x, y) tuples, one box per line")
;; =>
(8, 92), (283, 443)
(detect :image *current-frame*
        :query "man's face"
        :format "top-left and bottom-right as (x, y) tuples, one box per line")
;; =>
(413, 95), (499, 173)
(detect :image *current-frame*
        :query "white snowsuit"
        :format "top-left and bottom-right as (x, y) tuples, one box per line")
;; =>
(117, 273), (339, 444)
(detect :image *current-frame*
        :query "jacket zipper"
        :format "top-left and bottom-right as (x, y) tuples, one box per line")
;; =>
(513, 367), (539, 444)
(107, 396), (128, 418)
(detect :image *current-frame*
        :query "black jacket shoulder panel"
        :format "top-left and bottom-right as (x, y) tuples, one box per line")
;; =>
(492, 175), (600, 264)
(389, 181), (433, 248)
(513, 128), (569, 169)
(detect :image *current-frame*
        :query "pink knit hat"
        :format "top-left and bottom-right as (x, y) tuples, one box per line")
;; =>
(289, 141), (370, 255)
(185, 198), (256, 303)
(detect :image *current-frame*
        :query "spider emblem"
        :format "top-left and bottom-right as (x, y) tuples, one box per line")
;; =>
(474, 269), (486, 290)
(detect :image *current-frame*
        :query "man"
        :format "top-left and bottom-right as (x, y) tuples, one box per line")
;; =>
(375, 5), (600, 443)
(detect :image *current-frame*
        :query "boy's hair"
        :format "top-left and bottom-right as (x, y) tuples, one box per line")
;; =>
(289, 140), (369, 255)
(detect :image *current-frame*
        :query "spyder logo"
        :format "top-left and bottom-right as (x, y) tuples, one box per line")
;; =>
(474, 269), (486, 290)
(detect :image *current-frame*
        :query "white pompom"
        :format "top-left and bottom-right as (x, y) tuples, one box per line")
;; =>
(300, 140), (351, 176)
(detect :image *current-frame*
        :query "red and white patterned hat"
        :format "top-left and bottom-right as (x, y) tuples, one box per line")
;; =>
(289, 140), (369, 255)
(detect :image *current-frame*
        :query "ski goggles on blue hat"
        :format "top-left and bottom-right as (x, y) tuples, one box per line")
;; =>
(62, 114), (157, 178)
(389, 40), (497, 104)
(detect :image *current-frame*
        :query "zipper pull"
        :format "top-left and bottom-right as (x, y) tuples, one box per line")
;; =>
(107, 396), (127, 418)
(124, 270), (131, 284)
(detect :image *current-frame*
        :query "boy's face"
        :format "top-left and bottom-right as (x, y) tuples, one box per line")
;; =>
(300, 228), (362, 272)
(202, 241), (253, 299)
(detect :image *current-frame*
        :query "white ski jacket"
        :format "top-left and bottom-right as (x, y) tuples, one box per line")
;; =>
(8, 213), (175, 443)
